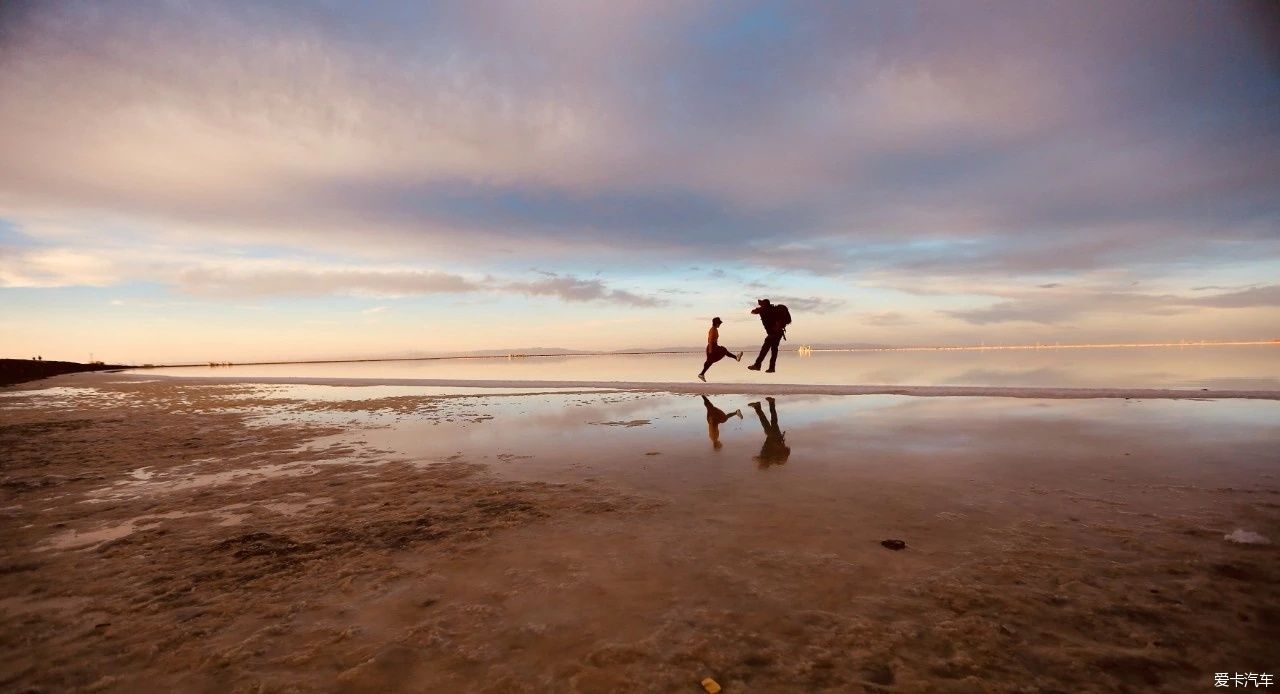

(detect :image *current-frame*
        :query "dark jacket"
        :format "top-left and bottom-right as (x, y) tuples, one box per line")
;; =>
(752, 305), (785, 334)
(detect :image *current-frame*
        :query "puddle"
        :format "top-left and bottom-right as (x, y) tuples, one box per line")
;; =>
(44, 521), (144, 550)
(89, 462), (326, 501)
(43, 498), (337, 551)
(224, 383), (621, 402)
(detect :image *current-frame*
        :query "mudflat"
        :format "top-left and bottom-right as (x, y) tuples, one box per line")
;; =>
(2, 373), (1277, 692)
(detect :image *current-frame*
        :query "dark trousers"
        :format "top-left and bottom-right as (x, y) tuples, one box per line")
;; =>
(753, 331), (782, 369)
(701, 345), (731, 374)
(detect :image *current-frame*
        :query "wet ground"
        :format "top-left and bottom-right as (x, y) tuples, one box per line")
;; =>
(1, 374), (1277, 692)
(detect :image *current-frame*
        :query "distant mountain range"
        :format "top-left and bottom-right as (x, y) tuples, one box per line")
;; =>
(361, 342), (895, 360)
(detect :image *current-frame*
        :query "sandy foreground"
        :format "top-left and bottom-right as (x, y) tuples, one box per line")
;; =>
(1, 373), (1277, 692)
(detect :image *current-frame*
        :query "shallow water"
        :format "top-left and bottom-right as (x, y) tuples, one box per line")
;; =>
(138, 344), (1280, 389)
(287, 388), (1280, 492)
(266, 385), (1280, 690)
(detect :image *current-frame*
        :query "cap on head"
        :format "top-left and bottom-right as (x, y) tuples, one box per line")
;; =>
(712, 316), (723, 325)
(757, 298), (771, 306)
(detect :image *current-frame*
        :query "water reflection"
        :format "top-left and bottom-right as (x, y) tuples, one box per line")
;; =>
(749, 397), (791, 468)
(700, 395), (742, 451)
(700, 395), (793, 465)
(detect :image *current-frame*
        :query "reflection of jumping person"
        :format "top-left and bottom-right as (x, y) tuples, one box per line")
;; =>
(747, 299), (791, 373)
(698, 317), (743, 382)
(701, 395), (742, 450)
(749, 397), (790, 468)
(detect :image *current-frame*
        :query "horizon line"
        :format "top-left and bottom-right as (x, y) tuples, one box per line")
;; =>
(69, 338), (1279, 369)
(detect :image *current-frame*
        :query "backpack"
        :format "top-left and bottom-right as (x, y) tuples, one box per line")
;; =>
(774, 304), (792, 330)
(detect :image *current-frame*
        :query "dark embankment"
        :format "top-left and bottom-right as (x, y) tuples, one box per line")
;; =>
(0, 359), (130, 386)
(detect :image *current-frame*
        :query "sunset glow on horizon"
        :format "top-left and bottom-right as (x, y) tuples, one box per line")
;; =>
(2, 1), (1278, 364)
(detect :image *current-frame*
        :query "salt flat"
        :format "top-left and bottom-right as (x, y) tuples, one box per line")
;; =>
(1, 372), (1277, 692)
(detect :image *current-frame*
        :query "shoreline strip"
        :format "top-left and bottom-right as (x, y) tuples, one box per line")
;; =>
(58, 372), (1280, 400)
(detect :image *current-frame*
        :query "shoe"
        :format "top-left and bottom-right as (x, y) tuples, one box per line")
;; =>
(747, 364), (761, 371)
(735, 351), (743, 362)
(697, 373), (706, 382)
(766, 368), (775, 373)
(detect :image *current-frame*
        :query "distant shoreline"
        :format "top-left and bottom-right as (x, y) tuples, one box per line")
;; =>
(804, 339), (1278, 353)
(4, 340), (1273, 376)
(110, 338), (1280, 370)
(58, 372), (1280, 401)
(143, 349), (704, 369)
(0, 359), (129, 386)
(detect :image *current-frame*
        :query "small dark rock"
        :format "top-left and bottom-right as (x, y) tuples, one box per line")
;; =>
(1212, 563), (1256, 581)
(742, 652), (773, 667)
(861, 662), (895, 685)
(880, 539), (907, 551)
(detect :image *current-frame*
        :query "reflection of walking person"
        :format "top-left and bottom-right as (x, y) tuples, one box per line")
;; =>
(749, 397), (790, 468)
(747, 299), (791, 373)
(701, 395), (741, 450)
(698, 317), (743, 382)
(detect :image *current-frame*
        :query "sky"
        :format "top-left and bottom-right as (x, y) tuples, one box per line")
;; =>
(1, 0), (1278, 364)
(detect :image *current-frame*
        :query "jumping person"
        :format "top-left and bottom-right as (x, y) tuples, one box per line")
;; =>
(698, 317), (743, 382)
(747, 299), (791, 373)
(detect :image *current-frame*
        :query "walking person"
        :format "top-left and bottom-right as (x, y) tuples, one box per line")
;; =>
(698, 317), (743, 382)
(747, 299), (791, 373)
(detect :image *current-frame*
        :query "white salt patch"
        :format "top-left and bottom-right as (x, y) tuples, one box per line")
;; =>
(1224, 529), (1271, 545)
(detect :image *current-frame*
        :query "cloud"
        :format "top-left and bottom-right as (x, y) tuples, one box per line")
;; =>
(2, 2), (1279, 360)
(177, 267), (483, 299)
(0, 246), (119, 287)
(361, 306), (390, 315)
(863, 311), (912, 327)
(504, 274), (664, 307)
(943, 285), (1280, 325)
(170, 264), (667, 306)
(0, 0), (1274, 282)
(771, 295), (846, 314)
(945, 297), (1178, 325)
(1186, 284), (1280, 308)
